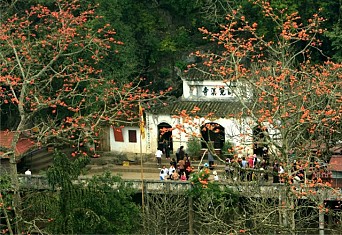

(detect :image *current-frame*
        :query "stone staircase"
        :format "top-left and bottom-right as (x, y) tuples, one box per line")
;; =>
(85, 156), (227, 176)
(18, 148), (228, 178)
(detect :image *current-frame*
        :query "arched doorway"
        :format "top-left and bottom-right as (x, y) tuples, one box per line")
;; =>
(200, 122), (225, 149)
(253, 125), (269, 159)
(157, 122), (173, 153)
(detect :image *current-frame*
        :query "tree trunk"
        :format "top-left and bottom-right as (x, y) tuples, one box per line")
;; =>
(319, 209), (325, 235)
(9, 127), (25, 234)
(319, 196), (325, 235)
(188, 196), (194, 235)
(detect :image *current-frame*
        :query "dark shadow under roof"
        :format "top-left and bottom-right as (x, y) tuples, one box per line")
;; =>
(149, 100), (247, 118)
(182, 67), (226, 81)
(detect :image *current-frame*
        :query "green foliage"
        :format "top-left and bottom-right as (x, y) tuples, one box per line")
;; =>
(48, 173), (140, 234)
(33, 151), (142, 234)
(0, 174), (15, 231)
(174, 60), (188, 70)
(0, 172), (12, 190)
(191, 185), (240, 235)
(188, 168), (240, 234)
(189, 167), (238, 200)
(190, 170), (236, 198)
(186, 137), (202, 158)
(159, 67), (171, 78)
(46, 151), (90, 189)
(84, 173), (141, 234)
(325, 22), (342, 62)
(189, 167), (211, 197)
(1, 0), (339, 133)
(188, 168), (239, 213)
(221, 140), (235, 156)
(159, 35), (177, 52)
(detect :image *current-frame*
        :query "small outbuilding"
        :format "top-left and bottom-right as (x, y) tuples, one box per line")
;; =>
(105, 68), (278, 160)
(327, 145), (342, 188)
(0, 130), (35, 173)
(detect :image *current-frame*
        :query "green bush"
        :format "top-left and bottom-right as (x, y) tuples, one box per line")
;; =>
(187, 137), (202, 159)
(32, 151), (142, 234)
(221, 140), (235, 157)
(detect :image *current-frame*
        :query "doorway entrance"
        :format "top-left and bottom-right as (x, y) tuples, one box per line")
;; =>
(157, 122), (173, 153)
(200, 122), (225, 149)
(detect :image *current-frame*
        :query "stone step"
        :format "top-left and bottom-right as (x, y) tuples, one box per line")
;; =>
(87, 161), (227, 168)
(143, 161), (225, 169)
(86, 166), (159, 174)
(85, 163), (226, 175)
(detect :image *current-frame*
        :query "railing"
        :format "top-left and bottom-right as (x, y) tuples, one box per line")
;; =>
(18, 174), (50, 189)
(17, 175), (339, 200)
(18, 174), (192, 192)
(17, 174), (282, 196)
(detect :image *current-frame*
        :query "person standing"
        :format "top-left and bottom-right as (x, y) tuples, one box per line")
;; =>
(164, 140), (171, 159)
(278, 163), (285, 183)
(248, 155), (254, 169)
(273, 161), (280, 183)
(155, 148), (163, 168)
(175, 147), (180, 162)
(213, 171), (219, 181)
(260, 159), (269, 181)
(184, 154), (191, 180)
(25, 168), (32, 184)
(225, 158), (231, 180)
(178, 157), (186, 177)
(208, 150), (215, 170)
(170, 158), (177, 168)
(240, 157), (248, 181)
(176, 146), (185, 163)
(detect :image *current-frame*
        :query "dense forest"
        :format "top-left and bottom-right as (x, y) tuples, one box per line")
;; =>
(1, 0), (341, 93)
(70, 0), (341, 88)
(0, 0), (341, 234)
(1, 0), (341, 130)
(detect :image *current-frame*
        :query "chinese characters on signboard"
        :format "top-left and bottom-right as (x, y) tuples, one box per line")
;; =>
(202, 85), (235, 97)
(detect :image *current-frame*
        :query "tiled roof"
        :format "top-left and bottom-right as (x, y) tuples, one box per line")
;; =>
(331, 145), (342, 154)
(150, 100), (247, 117)
(0, 131), (35, 158)
(182, 67), (227, 81)
(308, 143), (342, 155)
(328, 156), (342, 172)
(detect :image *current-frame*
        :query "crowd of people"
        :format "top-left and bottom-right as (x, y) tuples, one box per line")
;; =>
(156, 145), (195, 181)
(155, 145), (332, 184)
(225, 154), (293, 183)
(224, 154), (270, 182)
(224, 154), (332, 184)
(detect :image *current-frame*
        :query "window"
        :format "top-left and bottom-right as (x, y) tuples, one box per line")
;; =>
(128, 130), (137, 143)
(113, 128), (124, 142)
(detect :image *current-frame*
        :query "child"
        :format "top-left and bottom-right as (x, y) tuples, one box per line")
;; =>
(213, 171), (219, 181)
(159, 165), (167, 180)
(180, 172), (187, 181)
(155, 148), (163, 167)
(172, 170), (179, 180)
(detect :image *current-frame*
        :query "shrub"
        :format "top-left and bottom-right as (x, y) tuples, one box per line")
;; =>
(186, 137), (202, 159)
(221, 140), (235, 157)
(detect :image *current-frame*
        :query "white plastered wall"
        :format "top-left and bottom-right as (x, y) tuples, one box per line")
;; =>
(109, 126), (147, 154)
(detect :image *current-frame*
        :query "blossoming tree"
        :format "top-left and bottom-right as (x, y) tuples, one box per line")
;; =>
(0, 0), (169, 233)
(172, 0), (342, 233)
